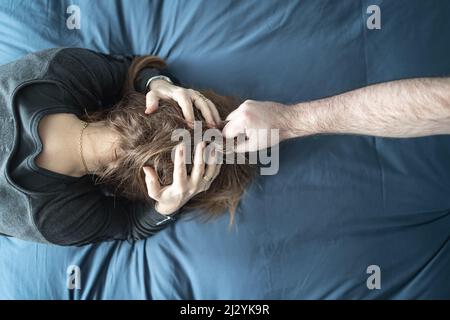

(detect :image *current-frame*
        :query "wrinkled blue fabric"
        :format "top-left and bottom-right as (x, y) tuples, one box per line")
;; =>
(0, 0), (449, 299)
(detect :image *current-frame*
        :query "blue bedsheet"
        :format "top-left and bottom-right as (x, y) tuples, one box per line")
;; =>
(0, 0), (449, 299)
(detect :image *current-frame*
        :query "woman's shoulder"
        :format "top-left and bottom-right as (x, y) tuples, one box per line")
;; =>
(0, 47), (100, 86)
(0, 48), (64, 79)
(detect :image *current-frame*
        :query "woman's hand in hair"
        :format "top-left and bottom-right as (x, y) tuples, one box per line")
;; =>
(145, 80), (222, 127)
(142, 142), (221, 215)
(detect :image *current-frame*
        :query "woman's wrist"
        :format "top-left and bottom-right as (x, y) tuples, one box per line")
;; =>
(147, 75), (173, 91)
(155, 202), (176, 216)
(153, 207), (178, 226)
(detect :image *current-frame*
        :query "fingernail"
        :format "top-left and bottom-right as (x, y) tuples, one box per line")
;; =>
(179, 144), (184, 154)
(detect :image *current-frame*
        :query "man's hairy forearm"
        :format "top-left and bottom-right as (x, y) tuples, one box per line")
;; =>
(284, 77), (450, 139)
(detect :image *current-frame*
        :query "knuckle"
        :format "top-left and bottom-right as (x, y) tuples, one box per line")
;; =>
(174, 179), (184, 188)
(175, 89), (188, 98)
(180, 93), (189, 100)
(177, 187), (187, 198)
(188, 185), (198, 195)
(240, 103), (252, 113)
(241, 109), (251, 120)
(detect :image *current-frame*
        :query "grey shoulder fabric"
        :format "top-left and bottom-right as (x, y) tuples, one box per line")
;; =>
(0, 48), (64, 243)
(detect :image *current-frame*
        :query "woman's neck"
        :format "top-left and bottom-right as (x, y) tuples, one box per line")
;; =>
(78, 120), (120, 176)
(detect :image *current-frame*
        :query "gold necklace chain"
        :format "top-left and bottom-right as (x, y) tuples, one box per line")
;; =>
(79, 120), (90, 175)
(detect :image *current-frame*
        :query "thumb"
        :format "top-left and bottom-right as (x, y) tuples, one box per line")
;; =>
(222, 119), (246, 139)
(225, 108), (240, 122)
(145, 91), (159, 114)
(143, 166), (161, 200)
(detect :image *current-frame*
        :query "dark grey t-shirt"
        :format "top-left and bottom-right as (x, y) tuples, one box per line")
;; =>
(1, 48), (175, 246)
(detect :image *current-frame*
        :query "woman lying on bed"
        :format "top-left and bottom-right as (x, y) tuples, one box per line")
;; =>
(0, 48), (253, 246)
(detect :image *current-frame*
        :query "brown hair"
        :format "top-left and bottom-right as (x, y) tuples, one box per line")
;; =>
(81, 56), (255, 222)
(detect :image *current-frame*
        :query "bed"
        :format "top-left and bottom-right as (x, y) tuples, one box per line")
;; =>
(0, 0), (449, 299)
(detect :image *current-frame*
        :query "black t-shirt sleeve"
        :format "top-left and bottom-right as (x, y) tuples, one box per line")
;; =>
(134, 67), (181, 92)
(43, 48), (172, 113)
(43, 48), (130, 112)
(30, 178), (175, 246)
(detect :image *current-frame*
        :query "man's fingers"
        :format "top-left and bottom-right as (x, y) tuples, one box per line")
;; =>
(143, 166), (162, 200)
(173, 144), (187, 187)
(234, 140), (252, 153)
(225, 108), (241, 122)
(145, 91), (159, 114)
(222, 119), (246, 139)
(190, 142), (206, 184)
